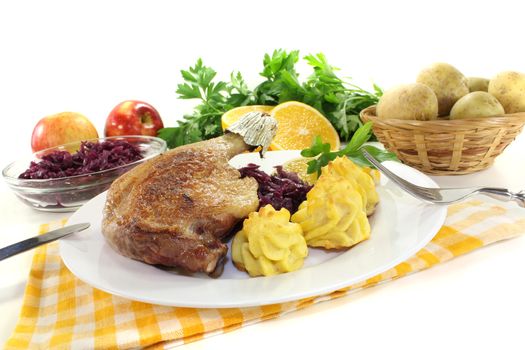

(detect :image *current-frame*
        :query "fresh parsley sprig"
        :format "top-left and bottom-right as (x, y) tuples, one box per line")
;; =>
(158, 60), (255, 148)
(300, 122), (398, 175)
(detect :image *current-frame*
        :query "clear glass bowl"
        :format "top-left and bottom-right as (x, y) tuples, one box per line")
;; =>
(2, 135), (167, 212)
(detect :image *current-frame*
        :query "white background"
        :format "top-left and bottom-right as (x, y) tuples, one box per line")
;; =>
(0, 1), (524, 349)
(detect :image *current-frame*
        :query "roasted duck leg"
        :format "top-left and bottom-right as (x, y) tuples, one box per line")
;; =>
(102, 112), (277, 274)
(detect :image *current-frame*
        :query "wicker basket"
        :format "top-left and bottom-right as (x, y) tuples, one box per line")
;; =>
(360, 106), (525, 175)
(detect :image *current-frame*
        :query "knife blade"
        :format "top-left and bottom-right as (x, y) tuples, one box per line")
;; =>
(0, 223), (90, 261)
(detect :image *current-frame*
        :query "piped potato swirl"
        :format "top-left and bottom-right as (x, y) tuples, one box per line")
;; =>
(232, 205), (308, 277)
(291, 157), (377, 250)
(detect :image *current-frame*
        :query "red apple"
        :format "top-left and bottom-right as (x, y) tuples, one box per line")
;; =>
(31, 112), (99, 152)
(104, 100), (164, 137)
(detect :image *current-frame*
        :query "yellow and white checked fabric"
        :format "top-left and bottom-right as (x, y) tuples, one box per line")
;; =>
(5, 199), (525, 349)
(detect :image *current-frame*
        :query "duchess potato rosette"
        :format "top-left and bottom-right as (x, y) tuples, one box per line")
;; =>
(232, 205), (308, 277)
(321, 156), (379, 216)
(291, 157), (373, 250)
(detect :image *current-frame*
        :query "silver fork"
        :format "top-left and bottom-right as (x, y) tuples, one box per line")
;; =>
(362, 149), (525, 208)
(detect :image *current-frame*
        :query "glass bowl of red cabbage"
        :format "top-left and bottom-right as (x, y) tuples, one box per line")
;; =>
(2, 136), (167, 212)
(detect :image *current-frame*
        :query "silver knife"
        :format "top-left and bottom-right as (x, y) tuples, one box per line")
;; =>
(0, 223), (90, 261)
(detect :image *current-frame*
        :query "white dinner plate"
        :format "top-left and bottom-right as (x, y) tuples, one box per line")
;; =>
(60, 150), (447, 308)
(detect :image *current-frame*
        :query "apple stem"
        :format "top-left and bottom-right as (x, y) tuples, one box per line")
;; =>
(141, 112), (153, 125)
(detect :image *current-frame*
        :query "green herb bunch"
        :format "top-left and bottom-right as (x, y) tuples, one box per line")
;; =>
(158, 50), (382, 148)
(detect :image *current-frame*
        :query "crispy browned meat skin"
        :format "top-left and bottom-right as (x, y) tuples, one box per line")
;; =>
(101, 133), (259, 273)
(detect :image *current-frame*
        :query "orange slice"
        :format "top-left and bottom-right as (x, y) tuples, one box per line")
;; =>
(221, 105), (274, 130)
(269, 101), (340, 151)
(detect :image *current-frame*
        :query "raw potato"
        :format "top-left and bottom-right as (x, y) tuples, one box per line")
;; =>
(468, 77), (489, 92)
(450, 92), (505, 119)
(377, 83), (438, 121)
(416, 63), (469, 116)
(488, 71), (525, 113)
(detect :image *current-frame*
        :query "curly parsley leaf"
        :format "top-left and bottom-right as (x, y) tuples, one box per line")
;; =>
(158, 59), (245, 147)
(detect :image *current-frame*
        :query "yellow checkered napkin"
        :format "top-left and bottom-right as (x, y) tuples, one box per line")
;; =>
(5, 200), (525, 349)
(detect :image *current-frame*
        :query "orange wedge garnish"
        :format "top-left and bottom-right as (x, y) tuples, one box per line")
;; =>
(269, 101), (340, 151)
